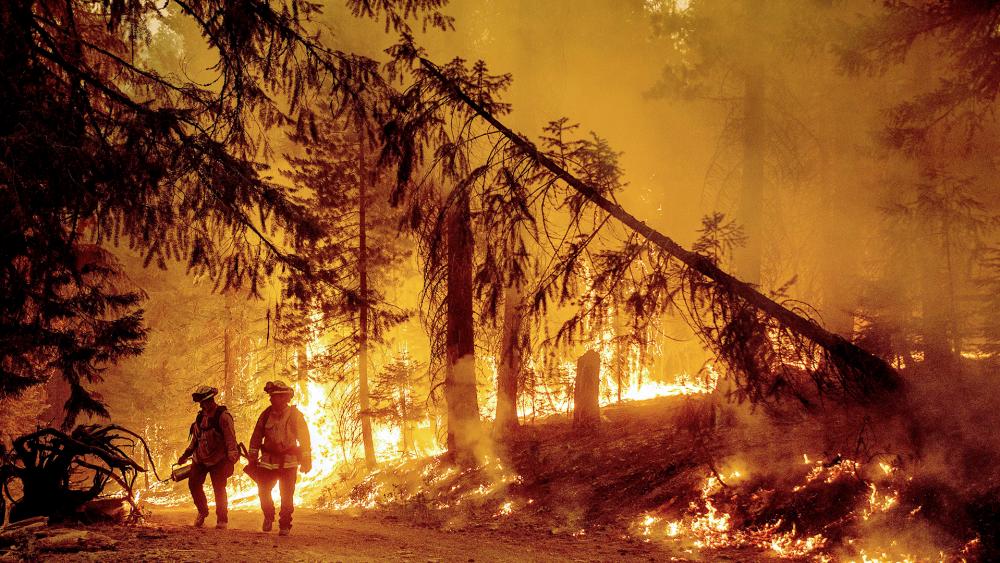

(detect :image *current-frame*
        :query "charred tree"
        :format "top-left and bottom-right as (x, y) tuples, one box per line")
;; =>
(573, 350), (601, 431)
(358, 139), (376, 470)
(494, 284), (524, 439)
(445, 190), (482, 460)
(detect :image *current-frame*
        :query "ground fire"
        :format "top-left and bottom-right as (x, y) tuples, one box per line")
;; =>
(2, 0), (1000, 561)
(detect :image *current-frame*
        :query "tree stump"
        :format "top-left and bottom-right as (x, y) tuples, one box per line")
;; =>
(573, 350), (601, 431)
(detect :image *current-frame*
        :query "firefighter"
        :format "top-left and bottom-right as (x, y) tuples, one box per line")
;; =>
(248, 380), (312, 536)
(177, 385), (239, 529)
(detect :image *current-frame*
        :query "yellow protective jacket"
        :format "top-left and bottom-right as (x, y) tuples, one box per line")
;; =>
(248, 405), (311, 470)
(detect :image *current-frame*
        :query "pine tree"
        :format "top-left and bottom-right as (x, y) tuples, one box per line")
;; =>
(280, 113), (411, 467)
(645, 0), (828, 285)
(383, 55), (516, 461)
(0, 0), (447, 425)
(842, 1), (1000, 153)
(370, 349), (427, 456)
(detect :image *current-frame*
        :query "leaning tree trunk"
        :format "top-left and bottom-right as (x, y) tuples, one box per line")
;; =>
(419, 56), (901, 406)
(494, 284), (524, 439)
(445, 189), (481, 461)
(358, 136), (377, 469)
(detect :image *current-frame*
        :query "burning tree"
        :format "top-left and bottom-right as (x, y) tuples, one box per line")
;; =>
(279, 111), (411, 468)
(382, 56), (520, 461)
(369, 349), (428, 456)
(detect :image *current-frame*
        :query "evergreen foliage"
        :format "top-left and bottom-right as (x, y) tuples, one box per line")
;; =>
(279, 114), (410, 377)
(0, 0), (445, 425)
(842, 1), (1000, 152)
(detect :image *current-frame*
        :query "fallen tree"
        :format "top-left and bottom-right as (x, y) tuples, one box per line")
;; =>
(389, 52), (901, 415)
(1, 425), (157, 523)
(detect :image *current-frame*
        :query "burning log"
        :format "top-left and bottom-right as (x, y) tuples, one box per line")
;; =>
(573, 350), (601, 431)
(0, 425), (158, 523)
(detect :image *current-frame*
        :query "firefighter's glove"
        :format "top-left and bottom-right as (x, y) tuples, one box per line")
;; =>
(301, 459), (312, 474)
(177, 454), (190, 465)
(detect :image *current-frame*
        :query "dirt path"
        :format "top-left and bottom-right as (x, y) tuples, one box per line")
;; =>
(42, 507), (683, 562)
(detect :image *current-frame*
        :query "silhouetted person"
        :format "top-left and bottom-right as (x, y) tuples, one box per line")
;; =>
(248, 380), (312, 536)
(178, 386), (238, 529)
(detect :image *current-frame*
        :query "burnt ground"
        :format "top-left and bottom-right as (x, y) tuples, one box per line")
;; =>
(324, 396), (723, 535)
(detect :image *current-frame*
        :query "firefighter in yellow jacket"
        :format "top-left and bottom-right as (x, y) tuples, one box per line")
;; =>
(248, 380), (311, 536)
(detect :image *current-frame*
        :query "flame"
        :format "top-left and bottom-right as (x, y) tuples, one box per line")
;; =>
(638, 471), (831, 558)
(636, 457), (966, 561)
(502, 284), (720, 421)
(848, 550), (919, 563)
(508, 358), (719, 421)
(960, 350), (993, 360)
(494, 501), (514, 517)
(767, 327), (822, 371)
(150, 295), (714, 509)
(325, 454), (523, 513)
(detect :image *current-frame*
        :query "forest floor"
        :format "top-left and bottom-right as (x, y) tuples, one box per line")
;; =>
(32, 506), (686, 562)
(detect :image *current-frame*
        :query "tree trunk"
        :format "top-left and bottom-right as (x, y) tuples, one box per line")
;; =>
(41, 377), (71, 429)
(223, 293), (235, 403)
(419, 56), (901, 404)
(918, 185), (953, 367)
(296, 347), (308, 382)
(816, 94), (859, 337)
(358, 137), (376, 469)
(494, 284), (523, 439)
(399, 383), (411, 454)
(909, 50), (955, 367)
(445, 189), (481, 461)
(613, 306), (626, 402)
(573, 350), (601, 431)
(737, 64), (765, 285)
